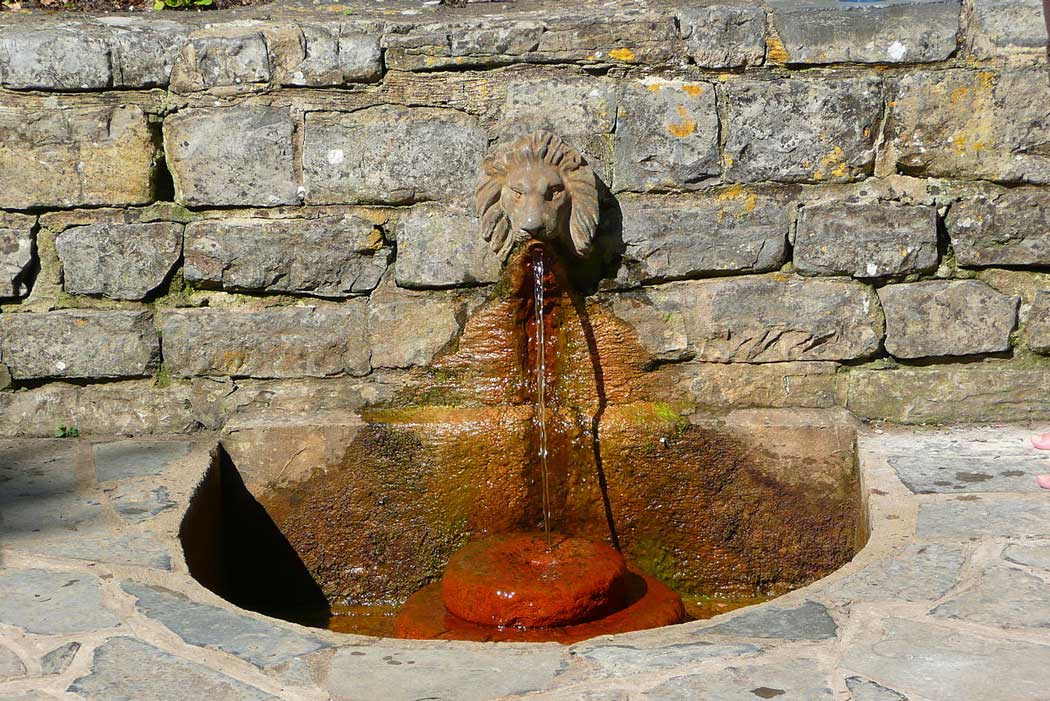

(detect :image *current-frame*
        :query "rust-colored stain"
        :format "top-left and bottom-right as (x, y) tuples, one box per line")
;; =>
(247, 246), (862, 637)
(667, 106), (697, 138)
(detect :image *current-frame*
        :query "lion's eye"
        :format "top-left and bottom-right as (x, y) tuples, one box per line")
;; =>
(546, 186), (565, 201)
(510, 189), (524, 199)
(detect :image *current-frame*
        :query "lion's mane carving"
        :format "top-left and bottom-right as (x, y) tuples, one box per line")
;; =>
(475, 130), (599, 261)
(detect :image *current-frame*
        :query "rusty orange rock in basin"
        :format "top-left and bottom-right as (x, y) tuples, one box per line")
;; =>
(394, 533), (686, 644)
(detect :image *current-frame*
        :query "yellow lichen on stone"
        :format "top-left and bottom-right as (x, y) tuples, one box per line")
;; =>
(681, 83), (704, 97)
(647, 83), (663, 92)
(812, 146), (847, 181)
(950, 86), (970, 105)
(766, 33), (789, 64)
(717, 184), (745, 201)
(610, 48), (636, 62)
(667, 106), (697, 138)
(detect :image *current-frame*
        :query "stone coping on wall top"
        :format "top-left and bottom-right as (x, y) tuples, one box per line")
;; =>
(0, 0), (1044, 93)
(2, 421), (1050, 699)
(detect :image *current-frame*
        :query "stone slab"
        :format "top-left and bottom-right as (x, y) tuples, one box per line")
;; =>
(0, 211), (35, 299)
(368, 290), (464, 368)
(918, 496), (1050, 539)
(1030, 291), (1050, 353)
(795, 202), (938, 278)
(169, 31), (271, 92)
(626, 275), (883, 363)
(326, 645), (566, 701)
(575, 642), (760, 678)
(675, 4), (766, 68)
(9, 532), (172, 570)
(107, 484), (176, 523)
(842, 617), (1050, 701)
(0, 310), (160, 380)
(94, 439), (192, 482)
(184, 214), (390, 298)
(613, 79), (720, 193)
(0, 569), (121, 635)
(696, 600), (838, 640)
(0, 105), (156, 209)
(687, 361), (846, 409)
(614, 190), (790, 286)
(394, 205), (501, 289)
(0, 646), (25, 681)
(878, 280), (1018, 359)
(122, 582), (327, 668)
(968, 0), (1049, 63)
(165, 106), (299, 208)
(643, 657), (836, 701)
(0, 24), (111, 90)
(823, 543), (967, 603)
(303, 107), (487, 205)
(160, 305), (370, 379)
(932, 565), (1050, 629)
(768, 0), (960, 64)
(724, 77), (883, 183)
(946, 186), (1050, 267)
(69, 637), (278, 701)
(1003, 542), (1050, 571)
(56, 222), (183, 301)
(41, 642), (80, 676)
(879, 428), (1050, 493)
(891, 69), (1050, 184)
(846, 362), (1050, 424)
(845, 677), (907, 701)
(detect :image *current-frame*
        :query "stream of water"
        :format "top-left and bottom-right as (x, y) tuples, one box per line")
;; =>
(533, 248), (552, 549)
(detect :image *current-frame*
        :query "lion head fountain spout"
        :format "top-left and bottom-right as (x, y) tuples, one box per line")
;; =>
(475, 130), (600, 262)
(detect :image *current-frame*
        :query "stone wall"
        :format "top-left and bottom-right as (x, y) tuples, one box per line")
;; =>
(0, 0), (1048, 436)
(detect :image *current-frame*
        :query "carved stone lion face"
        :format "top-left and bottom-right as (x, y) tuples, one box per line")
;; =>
(475, 130), (599, 261)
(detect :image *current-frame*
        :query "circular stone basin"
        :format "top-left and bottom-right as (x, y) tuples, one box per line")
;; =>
(441, 533), (629, 628)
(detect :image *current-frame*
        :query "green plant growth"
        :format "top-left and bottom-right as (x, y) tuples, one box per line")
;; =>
(54, 425), (80, 438)
(153, 0), (212, 9)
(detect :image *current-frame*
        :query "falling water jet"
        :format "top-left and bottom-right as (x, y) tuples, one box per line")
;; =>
(533, 246), (552, 550)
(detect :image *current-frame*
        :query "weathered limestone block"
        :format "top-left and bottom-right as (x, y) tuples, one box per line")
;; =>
(383, 20), (544, 70)
(0, 24), (111, 90)
(498, 76), (617, 180)
(184, 214), (390, 297)
(1030, 291), (1050, 354)
(890, 69), (1050, 183)
(0, 212), (35, 299)
(273, 25), (382, 85)
(533, 11), (680, 65)
(169, 31), (271, 92)
(102, 18), (192, 87)
(0, 105), (156, 209)
(675, 4), (767, 68)
(614, 189), (790, 286)
(394, 205), (500, 289)
(303, 106), (486, 205)
(0, 378), (234, 437)
(613, 80), (720, 192)
(847, 361), (1050, 422)
(768, 0), (960, 64)
(165, 106), (299, 208)
(968, 0), (1049, 64)
(795, 202), (939, 277)
(499, 76), (618, 137)
(723, 77), (883, 183)
(688, 361), (846, 409)
(368, 287), (464, 368)
(614, 275), (884, 363)
(161, 305), (370, 379)
(879, 280), (1019, 358)
(56, 222), (182, 300)
(0, 310), (159, 380)
(946, 186), (1050, 266)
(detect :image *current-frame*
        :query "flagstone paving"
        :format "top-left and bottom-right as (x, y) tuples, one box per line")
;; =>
(0, 425), (1047, 700)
